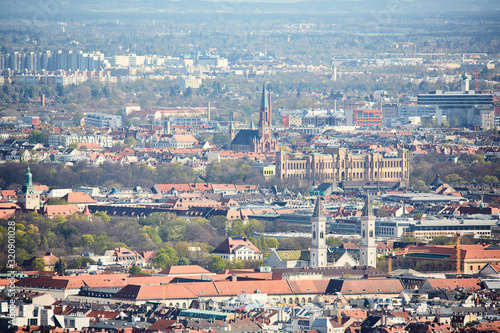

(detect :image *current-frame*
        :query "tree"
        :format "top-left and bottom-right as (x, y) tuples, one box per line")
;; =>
(129, 264), (142, 274)
(153, 247), (179, 269)
(28, 130), (48, 145)
(483, 175), (499, 183)
(46, 197), (68, 205)
(72, 257), (96, 268)
(31, 258), (45, 271)
(177, 257), (190, 265)
(124, 136), (137, 147)
(266, 237), (279, 249)
(205, 255), (228, 273)
(54, 259), (66, 275)
(210, 216), (228, 236)
(56, 83), (65, 97)
(412, 180), (429, 193)
(445, 174), (463, 183)
(93, 211), (110, 223)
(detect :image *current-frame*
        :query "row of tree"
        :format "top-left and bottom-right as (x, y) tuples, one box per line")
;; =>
(0, 209), (327, 274)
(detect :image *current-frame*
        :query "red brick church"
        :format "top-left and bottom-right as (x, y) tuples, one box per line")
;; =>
(230, 83), (278, 153)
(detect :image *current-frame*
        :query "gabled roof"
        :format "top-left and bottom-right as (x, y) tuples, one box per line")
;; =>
(275, 250), (302, 261)
(158, 265), (212, 276)
(62, 192), (96, 203)
(43, 204), (80, 217)
(325, 279), (404, 294)
(212, 237), (261, 255)
(288, 279), (330, 294)
(423, 278), (482, 291)
(231, 129), (259, 146)
(146, 319), (177, 332)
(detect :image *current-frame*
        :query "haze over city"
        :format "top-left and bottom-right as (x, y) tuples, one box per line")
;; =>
(0, 1), (500, 332)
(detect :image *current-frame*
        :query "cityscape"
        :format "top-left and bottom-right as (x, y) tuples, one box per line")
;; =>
(1, 0), (500, 332)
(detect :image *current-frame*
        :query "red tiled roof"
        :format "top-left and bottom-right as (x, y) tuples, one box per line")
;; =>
(288, 279), (330, 294)
(86, 310), (120, 319)
(62, 192), (96, 203)
(158, 265), (212, 276)
(425, 278), (482, 291)
(146, 319), (177, 332)
(43, 204), (80, 217)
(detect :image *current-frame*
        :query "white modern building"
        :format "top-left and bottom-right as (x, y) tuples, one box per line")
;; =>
(84, 113), (122, 128)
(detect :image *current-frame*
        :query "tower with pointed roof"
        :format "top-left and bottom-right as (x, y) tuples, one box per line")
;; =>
(258, 83), (271, 140)
(19, 166), (40, 211)
(310, 196), (327, 268)
(229, 116), (235, 141)
(360, 193), (376, 267)
(230, 83), (277, 153)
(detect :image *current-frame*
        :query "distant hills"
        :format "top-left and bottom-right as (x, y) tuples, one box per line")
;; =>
(2, 0), (499, 20)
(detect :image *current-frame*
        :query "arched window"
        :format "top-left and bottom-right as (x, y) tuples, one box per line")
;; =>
(362, 230), (366, 238)
(320, 232), (324, 239)
(313, 231), (316, 239)
(369, 230), (373, 238)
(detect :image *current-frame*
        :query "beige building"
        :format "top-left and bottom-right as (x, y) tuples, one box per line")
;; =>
(276, 148), (410, 183)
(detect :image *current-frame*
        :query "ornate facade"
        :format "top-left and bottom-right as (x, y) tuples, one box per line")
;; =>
(276, 148), (410, 183)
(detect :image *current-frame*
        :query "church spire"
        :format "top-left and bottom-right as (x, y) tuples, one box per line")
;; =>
(361, 192), (373, 217)
(25, 165), (32, 187)
(313, 196), (325, 218)
(261, 83), (269, 108)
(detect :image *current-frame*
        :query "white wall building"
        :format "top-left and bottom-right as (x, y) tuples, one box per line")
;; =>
(84, 113), (122, 128)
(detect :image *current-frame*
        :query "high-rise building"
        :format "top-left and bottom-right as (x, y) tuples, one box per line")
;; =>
(418, 74), (493, 127)
(359, 193), (376, 268)
(310, 196), (327, 268)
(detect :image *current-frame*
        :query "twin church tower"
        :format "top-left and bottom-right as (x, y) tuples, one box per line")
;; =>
(310, 195), (376, 268)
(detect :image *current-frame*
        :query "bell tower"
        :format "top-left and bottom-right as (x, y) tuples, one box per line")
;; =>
(310, 196), (327, 268)
(360, 193), (376, 267)
(19, 166), (40, 211)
